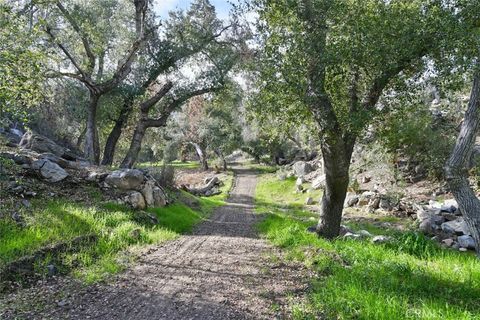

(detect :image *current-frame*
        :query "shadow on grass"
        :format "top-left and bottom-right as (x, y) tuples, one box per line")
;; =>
(258, 212), (480, 319)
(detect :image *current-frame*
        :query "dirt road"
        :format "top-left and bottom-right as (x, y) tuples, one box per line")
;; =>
(2, 169), (307, 319)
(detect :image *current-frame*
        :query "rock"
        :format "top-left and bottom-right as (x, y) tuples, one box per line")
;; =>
(358, 191), (375, 206)
(457, 235), (476, 249)
(141, 180), (156, 207)
(293, 161), (313, 177)
(357, 230), (372, 237)
(311, 174), (326, 190)
(417, 208), (440, 222)
(105, 169), (145, 190)
(368, 197), (381, 210)
(459, 247), (468, 252)
(126, 191), (146, 210)
(343, 232), (361, 240)
(32, 159), (69, 183)
(296, 177), (304, 186)
(19, 131), (64, 156)
(306, 225), (317, 233)
(372, 235), (391, 244)
(441, 238), (454, 247)
(305, 197), (313, 205)
(441, 218), (470, 236)
(345, 193), (359, 207)
(379, 199), (392, 211)
(152, 187), (167, 207)
(441, 212), (457, 221)
(277, 173), (287, 181)
(419, 218), (435, 234)
(339, 225), (352, 237)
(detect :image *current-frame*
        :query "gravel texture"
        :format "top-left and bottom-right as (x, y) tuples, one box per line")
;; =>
(1, 168), (308, 319)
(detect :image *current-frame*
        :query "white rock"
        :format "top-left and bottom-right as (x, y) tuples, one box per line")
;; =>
(372, 235), (392, 244)
(32, 159), (68, 183)
(106, 169), (145, 190)
(305, 197), (313, 205)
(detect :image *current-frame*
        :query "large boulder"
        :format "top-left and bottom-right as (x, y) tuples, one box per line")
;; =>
(19, 131), (76, 160)
(292, 161), (313, 177)
(105, 169), (145, 190)
(311, 174), (326, 190)
(441, 218), (470, 236)
(31, 159), (69, 183)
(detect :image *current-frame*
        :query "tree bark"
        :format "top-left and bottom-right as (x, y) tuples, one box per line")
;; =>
(192, 142), (208, 171)
(316, 136), (355, 239)
(76, 126), (86, 149)
(120, 121), (146, 168)
(445, 69), (480, 257)
(101, 99), (133, 166)
(84, 91), (100, 164)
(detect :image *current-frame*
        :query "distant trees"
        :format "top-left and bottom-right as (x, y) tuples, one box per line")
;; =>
(118, 0), (245, 168)
(252, 0), (460, 238)
(167, 86), (243, 171)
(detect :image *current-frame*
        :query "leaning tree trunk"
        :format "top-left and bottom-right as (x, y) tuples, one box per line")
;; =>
(192, 142), (208, 171)
(120, 121), (146, 169)
(445, 70), (480, 257)
(316, 136), (355, 239)
(84, 91), (101, 164)
(101, 100), (133, 166)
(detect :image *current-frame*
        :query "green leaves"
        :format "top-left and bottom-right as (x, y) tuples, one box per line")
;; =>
(0, 4), (46, 124)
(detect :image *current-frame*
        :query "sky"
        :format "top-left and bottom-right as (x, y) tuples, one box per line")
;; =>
(154, 0), (237, 20)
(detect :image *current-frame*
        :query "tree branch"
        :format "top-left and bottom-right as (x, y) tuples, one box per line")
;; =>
(56, 1), (96, 76)
(140, 81), (174, 113)
(145, 87), (220, 127)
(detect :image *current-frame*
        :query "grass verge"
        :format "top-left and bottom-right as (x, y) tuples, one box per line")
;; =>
(255, 173), (480, 320)
(0, 173), (233, 287)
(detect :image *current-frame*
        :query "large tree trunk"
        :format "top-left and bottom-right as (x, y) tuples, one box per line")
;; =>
(120, 121), (146, 168)
(84, 92), (101, 164)
(445, 70), (480, 257)
(101, 99), (133, 166)
(192, 142), (208, 171)
(316, 136), (355, 239)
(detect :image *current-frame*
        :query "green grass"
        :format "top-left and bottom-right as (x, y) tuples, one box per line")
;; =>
(255, 174), (480, 320)
(255, 173), (323, 211)
(0, 172), (233, 285)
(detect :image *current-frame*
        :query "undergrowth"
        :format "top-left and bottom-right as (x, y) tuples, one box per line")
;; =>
(255, 173), (480, 320)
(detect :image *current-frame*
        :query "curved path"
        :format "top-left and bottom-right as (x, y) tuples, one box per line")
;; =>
(2, 169), (307, 319)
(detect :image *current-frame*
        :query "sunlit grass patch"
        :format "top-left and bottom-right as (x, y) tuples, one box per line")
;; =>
(255, 174), (480, 320)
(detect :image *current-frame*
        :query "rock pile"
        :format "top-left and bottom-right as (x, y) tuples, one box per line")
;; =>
(415, 199), (475, 251)
(2, 131), (168, 210)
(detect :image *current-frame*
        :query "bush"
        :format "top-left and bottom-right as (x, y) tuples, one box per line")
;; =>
(375, 105), (456, 179)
